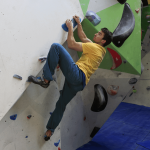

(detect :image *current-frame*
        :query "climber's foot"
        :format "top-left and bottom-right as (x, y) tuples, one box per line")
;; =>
(44, 130), (52, 141)
(28, 75), (50, 88)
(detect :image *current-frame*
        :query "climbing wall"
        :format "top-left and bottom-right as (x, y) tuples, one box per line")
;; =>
(75, 0), (141, 76)
(0, 0), (84, 120)
(0, 0), (142, 150)
(124, 23), (150, 106)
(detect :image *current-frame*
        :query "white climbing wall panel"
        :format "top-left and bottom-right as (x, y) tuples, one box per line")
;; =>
(0, 0), (84, 120)
(87, 0), (119, 13)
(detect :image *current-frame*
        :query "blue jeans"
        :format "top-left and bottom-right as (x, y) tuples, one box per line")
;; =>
(43, 43), (86, 133)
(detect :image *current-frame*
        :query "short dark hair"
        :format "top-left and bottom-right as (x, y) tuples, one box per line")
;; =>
(101, 28), (112, 47)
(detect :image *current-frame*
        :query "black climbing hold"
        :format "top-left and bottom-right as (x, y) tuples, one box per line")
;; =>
(13, 74), (22, 80)
(27, 115), (32, 119)
(146, 86), (150, 90)
(90, 127), (100, 138)
(122, 95), (127, 101)
(91, 84), (108, 112)
(129, 78), (137, 84)
(129, 92), (133, 97)
(123, 60), (127, 63)
(112, 3), (135, 47)
(117, 0), (127, 4)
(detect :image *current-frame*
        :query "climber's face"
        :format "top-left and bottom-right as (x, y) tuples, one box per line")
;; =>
(93, 30), (106, 46)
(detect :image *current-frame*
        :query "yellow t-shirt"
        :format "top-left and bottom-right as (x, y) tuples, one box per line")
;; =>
(75, 43), (106, 85)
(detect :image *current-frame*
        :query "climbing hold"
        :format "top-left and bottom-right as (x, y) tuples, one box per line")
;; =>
(10, 114), (17, 120)
(90, 127), (100, 138)
(13, 74), (22, 80)
(91, 84), (108, 112)
(122, 95), (127, 101)
(107, 48), (122, 70)
(135, 8), (140, 13)
(85, 11), (101, 26)
(123, 60), (127, 63)
(27, 115), (32, 119)
(56, 64), (60, 71)
(39, 56), (47, 63)
(129, 92), (133, 97)
(129, 78), (137, 84)
(58, 147), (61, 150)
(133, 89), (137, 93)
(25, 136), (28, 138)
(148, 21), (150, 23)
(112, 3), (135, 47)
(84, 116), (86, 121)
(146, 15), (150, 19)
(39, 56), (47, 60)
(117, 0), (127, 4)
(54, 139), (60, 147)
(146, 86), (150, 90)
(107, 85), (119, 96)
(40, 58), (46, 63)
(141, 62), (144, 74)
(49, 112), (53, 115)
(62, 18), (81, 32)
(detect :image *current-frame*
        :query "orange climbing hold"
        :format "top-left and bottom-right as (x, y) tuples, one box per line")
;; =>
(107, 85), (119, 96)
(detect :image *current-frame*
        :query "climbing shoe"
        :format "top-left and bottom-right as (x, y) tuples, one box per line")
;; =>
(28, 75), (50, 88)
(44, 130), (54, 141)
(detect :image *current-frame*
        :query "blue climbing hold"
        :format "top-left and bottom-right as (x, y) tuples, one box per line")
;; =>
(62, 18), (81, 32)
(10, 114), (17, 120)
(86, 11), (101, 26)
(49, 112), (53, 115)
(54, 139), (60, 147)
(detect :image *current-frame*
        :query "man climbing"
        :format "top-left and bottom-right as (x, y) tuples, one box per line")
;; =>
(28, 15), (112, 140)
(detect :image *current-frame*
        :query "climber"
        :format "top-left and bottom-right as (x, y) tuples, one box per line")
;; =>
(28, 15), (112, 141)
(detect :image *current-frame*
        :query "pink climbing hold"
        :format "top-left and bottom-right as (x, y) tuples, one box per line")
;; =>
(107, 48), (122, 70)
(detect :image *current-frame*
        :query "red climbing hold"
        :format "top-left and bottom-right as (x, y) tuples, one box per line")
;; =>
(84, 116), (86, 121)
(107, 48), (122, 70)
(57, 65), (60, 69)
(58, 147), (61, 150)
(135, 8), (140, 13)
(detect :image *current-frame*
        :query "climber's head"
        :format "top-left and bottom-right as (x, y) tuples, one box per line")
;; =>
(93, 28), (112, 47)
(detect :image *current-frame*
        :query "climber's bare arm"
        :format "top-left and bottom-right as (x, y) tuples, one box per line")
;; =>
(66, 19), (83, 52)
(73, 15), (93, 43)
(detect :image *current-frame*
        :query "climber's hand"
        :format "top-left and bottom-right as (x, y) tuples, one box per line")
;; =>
(66, 19), (73, 30)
